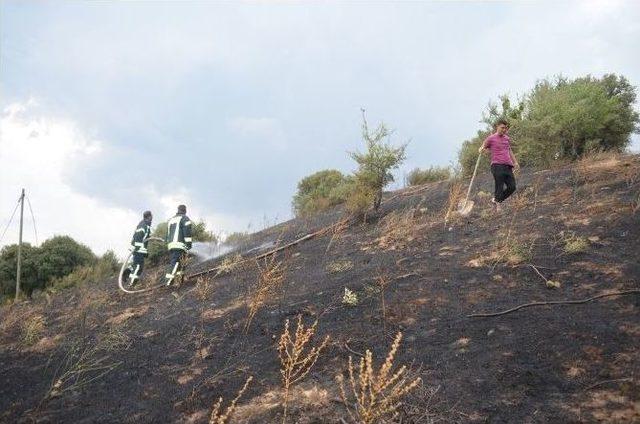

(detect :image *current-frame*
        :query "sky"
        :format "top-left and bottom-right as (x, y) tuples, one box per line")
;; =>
(1, 0), (639, 256)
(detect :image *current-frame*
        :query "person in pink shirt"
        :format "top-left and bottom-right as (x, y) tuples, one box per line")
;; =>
(478, 119), (520, 212)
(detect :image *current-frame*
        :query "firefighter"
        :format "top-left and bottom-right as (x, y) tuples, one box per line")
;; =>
(125, 210), (153, 288)
(165, 204), (192, 286)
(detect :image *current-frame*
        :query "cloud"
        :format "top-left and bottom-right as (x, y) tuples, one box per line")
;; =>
(0, 100), (138, 256)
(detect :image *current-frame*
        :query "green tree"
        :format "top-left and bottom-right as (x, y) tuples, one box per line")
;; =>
(37, 236), (96, 286)
(458, 73), (639, 174)
(0, 243), (40, 296)
(349, 111), (407, 211)
(292, 169), (351, 216)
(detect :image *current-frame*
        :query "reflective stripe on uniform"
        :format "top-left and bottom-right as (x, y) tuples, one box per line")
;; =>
(168, 242), (186, 250)
(184, 220), (192, 226)
(134, 242), (144, 247)
(135, 228), (145, 233)
(184, 237), (192, 242)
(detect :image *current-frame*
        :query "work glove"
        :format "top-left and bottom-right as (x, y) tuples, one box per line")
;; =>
(128, 245), (136, 253)
(186, 242), (192, 250)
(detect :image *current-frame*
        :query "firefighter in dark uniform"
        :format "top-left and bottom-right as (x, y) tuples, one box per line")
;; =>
(126, 210), (152, 287)
(165, 204), (192, 286)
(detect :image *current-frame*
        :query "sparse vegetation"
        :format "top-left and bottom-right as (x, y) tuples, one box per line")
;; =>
(337, 332), (421, 424)
(326, 259), (354, 274)
(209, 376), (253, 424)
(563, 233), (590, 254)
(21, 314), (45, 346)
(406, 166), (451, 186)
(278, 315), (329, 423)
(245, 255), (287, 331)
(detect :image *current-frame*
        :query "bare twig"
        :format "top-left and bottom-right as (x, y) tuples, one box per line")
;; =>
(468, 290), (640, 318)
(584, 378), (633, 391)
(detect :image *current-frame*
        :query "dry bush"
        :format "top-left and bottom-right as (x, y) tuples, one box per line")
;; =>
(376, 209), (421, 250)
(195, 277), (213, 358)
(443, 179), (465, 226)
(326, 218), (351, 254)
(244, 255), (287, 331)
(21, 314), (46, 346)
(215, 253), (244, 276)
(278, 315), (329, 423)
(209, 376), (253, 424)
(337, 332), (421, 424)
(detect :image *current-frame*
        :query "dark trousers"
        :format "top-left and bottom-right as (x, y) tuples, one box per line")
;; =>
(165, 249), (186, 284)
(491, 164), (516, 203)
(129, 252), (146, 283)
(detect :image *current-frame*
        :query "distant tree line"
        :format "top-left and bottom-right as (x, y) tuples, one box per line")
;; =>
(0, 235), (118, 298)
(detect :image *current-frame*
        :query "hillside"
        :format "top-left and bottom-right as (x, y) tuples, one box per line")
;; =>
(1, 154), (639, 423)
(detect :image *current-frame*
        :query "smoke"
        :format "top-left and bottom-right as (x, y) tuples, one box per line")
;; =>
(189, 239), (278, 263)
(190, 241), (238, 262)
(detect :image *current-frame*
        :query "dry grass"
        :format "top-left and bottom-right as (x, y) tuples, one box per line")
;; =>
(556, 231), (590, 255)
(215, 253), (244, 276)
(326, 260), (354, 274)
(278, 315), (329, 423)
(244, 255), (287, 331)
(337, 332), (421, 424)
(376, 209), (421, 250)
(45, 336), (122, 401)
(21, 314), (46, 346)
(209, 376), (253, 424)
(325, 218), (351, 254)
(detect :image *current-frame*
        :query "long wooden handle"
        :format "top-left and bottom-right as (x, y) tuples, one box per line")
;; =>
(462, 153), (482, 209)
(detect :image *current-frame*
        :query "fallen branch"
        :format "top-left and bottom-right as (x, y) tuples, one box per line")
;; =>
(467, 290), (640, 318)
(584, 378), (633, 391)
(343, 341), (365, 358)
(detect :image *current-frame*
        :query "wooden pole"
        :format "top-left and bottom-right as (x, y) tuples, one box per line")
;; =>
(15, 189), (25, 301)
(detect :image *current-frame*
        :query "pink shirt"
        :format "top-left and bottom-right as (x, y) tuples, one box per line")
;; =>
(484, 133), (513, 166)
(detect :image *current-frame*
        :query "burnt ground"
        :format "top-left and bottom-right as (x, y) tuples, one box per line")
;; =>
(1, 154), (639, 423)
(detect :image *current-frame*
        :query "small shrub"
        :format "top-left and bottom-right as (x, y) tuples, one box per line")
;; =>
(563, 234), (590, 254)
(342, 288), (358, 306)
(337, 332), (421, 424)
(406, 166), (451, 186)
(209, 376), (253, 424)
(278, 315), (329, 423)
(245, 256), (287, 331)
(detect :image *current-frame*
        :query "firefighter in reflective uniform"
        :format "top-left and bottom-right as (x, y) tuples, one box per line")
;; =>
(165, 204), (192, 286)
(127, 210), (152, 288)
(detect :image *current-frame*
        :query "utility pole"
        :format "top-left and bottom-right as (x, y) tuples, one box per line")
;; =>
(15, 189), (25, 301)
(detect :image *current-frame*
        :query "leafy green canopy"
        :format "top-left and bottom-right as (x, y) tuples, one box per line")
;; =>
(458, 74), (639, 174)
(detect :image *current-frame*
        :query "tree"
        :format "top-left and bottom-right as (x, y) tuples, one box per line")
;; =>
(37, 236), (96, 289)
(0, 243), (39, 296)
(458, 73), (640, 174)
(349, 111), (407, 212)
(292, 169), (351, 216)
